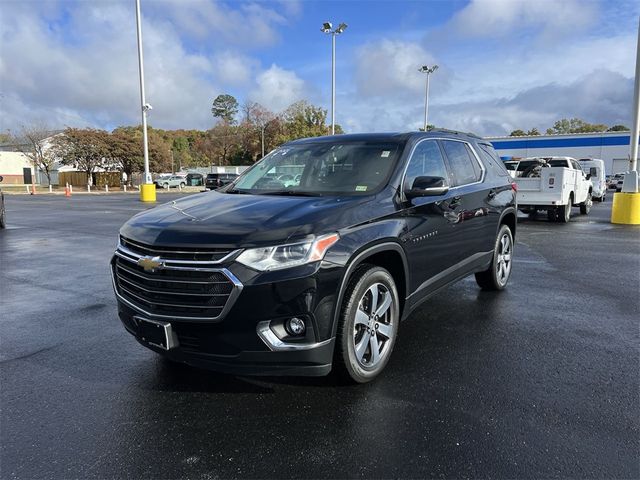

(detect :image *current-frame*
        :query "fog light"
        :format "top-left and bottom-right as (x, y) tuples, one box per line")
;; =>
(285, 317), (306, 336)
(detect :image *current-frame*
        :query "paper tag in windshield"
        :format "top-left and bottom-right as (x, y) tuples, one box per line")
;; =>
(355, 185), (368, 192)
(381, 151), (390, 157)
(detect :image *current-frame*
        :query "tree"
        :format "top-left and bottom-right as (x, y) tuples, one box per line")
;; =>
(51, 128), (109, 185)
(526, 128), (540, 135)
(241, 101), (276, 159)
(546, 118), (608, 135)
(607, 124), (630, 132)
(108, 128), (143, 181)
(197, 124), (239, 166)
(211, 94), (239, 124)
(16, 123), (58, 186)
(509, 129), (526, 137)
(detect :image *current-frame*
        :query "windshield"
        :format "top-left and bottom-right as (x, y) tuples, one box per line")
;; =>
(228, 141), (403, 195)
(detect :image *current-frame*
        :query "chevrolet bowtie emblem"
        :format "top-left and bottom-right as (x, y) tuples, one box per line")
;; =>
(137, 256), (164, 272)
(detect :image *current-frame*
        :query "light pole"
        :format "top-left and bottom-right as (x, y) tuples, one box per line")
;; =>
(135, 0), (155, 201)
(321, 22), (347, 135)
(419, 65), (438, 131)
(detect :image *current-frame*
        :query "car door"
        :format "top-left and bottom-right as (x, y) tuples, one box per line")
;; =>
(439, 139), (494, 263)
(400, 139), (463, 295)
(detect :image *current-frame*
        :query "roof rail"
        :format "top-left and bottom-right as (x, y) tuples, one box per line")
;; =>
(427, 128), (482, 139)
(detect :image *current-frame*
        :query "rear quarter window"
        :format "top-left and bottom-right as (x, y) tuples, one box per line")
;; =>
(441, 140), (482, 186)
(478, 143), (511, 177)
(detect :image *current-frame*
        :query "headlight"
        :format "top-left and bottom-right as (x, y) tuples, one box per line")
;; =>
(235, 233), (340, 271)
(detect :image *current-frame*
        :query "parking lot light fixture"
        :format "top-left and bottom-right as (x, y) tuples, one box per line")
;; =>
(135, 0), (155, 202)
(322, 21), (348, 135)
(419, 64), (438, 131)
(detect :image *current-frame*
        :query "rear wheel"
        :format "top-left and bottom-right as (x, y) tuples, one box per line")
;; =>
(580, 192), (592, 214)
(557, 195), (572, 223)
(475, 224), (514, 291)
(335, 265), (400, 383)
(0, 199), (5, 229)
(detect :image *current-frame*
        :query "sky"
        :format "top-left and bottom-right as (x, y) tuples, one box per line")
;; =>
(0, 0), (638, 137)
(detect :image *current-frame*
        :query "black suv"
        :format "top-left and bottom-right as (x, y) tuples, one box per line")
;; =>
(205, 172), (238, 190)
(112, 132), (517, 382)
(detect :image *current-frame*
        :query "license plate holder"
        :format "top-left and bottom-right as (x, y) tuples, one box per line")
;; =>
(135, 317), (176, 350)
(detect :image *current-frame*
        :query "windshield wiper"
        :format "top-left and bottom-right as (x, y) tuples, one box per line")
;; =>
(259, 190), (323, 197)
(225, 188), (249, 194)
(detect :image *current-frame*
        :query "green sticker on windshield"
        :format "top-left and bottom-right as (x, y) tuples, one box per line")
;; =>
(355, 185), (368, 191)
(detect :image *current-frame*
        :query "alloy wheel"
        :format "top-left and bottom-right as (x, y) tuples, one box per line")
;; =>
(495, 232), (512, 286)
(352, 282), (395, 369)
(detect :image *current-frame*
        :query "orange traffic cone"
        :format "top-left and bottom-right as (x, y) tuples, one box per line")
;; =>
(65, 184), (71, 197)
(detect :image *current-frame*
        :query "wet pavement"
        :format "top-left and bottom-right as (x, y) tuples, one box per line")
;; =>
(1, 193), (638, 479)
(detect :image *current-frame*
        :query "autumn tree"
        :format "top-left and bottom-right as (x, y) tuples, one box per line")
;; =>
(51, 128), (109, 185)
(211, 94), (239, 124)
(197, 123), (239, 166)
(108, 128), (143, 181)
(16, 123), (59, 186)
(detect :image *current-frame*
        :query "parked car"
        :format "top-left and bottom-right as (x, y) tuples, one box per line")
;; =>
(205, 173), (238, 190)
(155, 175), (186, 189)
(610, 173), (625, 189)
(111, 131), (517, 383)
(185, 173), (203, 186)
(0, 176), (5, 229)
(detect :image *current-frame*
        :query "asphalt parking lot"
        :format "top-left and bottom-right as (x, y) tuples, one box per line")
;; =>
(1, 193), (638, 479)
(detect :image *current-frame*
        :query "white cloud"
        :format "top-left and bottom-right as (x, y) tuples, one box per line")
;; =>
(445, 0), (597, 40)
(353, 39), (442, 98)
(249, 65), (308, 112)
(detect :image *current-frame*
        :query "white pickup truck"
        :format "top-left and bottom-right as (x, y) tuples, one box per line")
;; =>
(512, 156), (593, 222)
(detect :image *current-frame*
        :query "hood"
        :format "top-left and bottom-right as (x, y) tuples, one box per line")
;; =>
(120, 190), (376, 248)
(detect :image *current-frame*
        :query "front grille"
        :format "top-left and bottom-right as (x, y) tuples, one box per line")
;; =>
(112, 238), (242, 321)
(120, 236), (235, 262)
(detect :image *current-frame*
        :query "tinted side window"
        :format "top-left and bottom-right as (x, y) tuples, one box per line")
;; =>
(478, 143), (510, 177)
(441, 140), (481, 186)
(404, 140), (449, 190)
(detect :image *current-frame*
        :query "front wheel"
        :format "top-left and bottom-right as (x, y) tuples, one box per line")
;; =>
(180, 182), (186, 188)
(475, 224), (514, 291)
(580, 192), (592, 214)
(334, 265), (400, 383)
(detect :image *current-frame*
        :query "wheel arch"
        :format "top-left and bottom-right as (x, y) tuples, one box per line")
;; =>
(498, 208), (517, 239)
(331, 242), (409, 337)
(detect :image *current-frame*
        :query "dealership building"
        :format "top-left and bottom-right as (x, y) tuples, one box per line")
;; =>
(484, 131), (637, 174)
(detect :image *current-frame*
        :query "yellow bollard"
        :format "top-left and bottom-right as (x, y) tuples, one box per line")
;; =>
(139, 183), (156, 202)
(611, 192), (640, 225)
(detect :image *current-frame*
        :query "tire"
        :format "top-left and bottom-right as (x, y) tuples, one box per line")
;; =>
(334, 264), (400, 384)
(0, 199), (5, 229)
(180, 183), (186, 188)
(580, 192), (592, 215)
(558, 195), (572, 223)
(475, 224), (514, 291)
(163, 183), (169, 189)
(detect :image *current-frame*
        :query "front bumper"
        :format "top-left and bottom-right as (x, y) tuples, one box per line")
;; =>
(112, 258), (344, 376)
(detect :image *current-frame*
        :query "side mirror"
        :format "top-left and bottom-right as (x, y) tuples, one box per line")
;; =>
(406, 176), (449, 199)
(585, 174), (591, 180)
